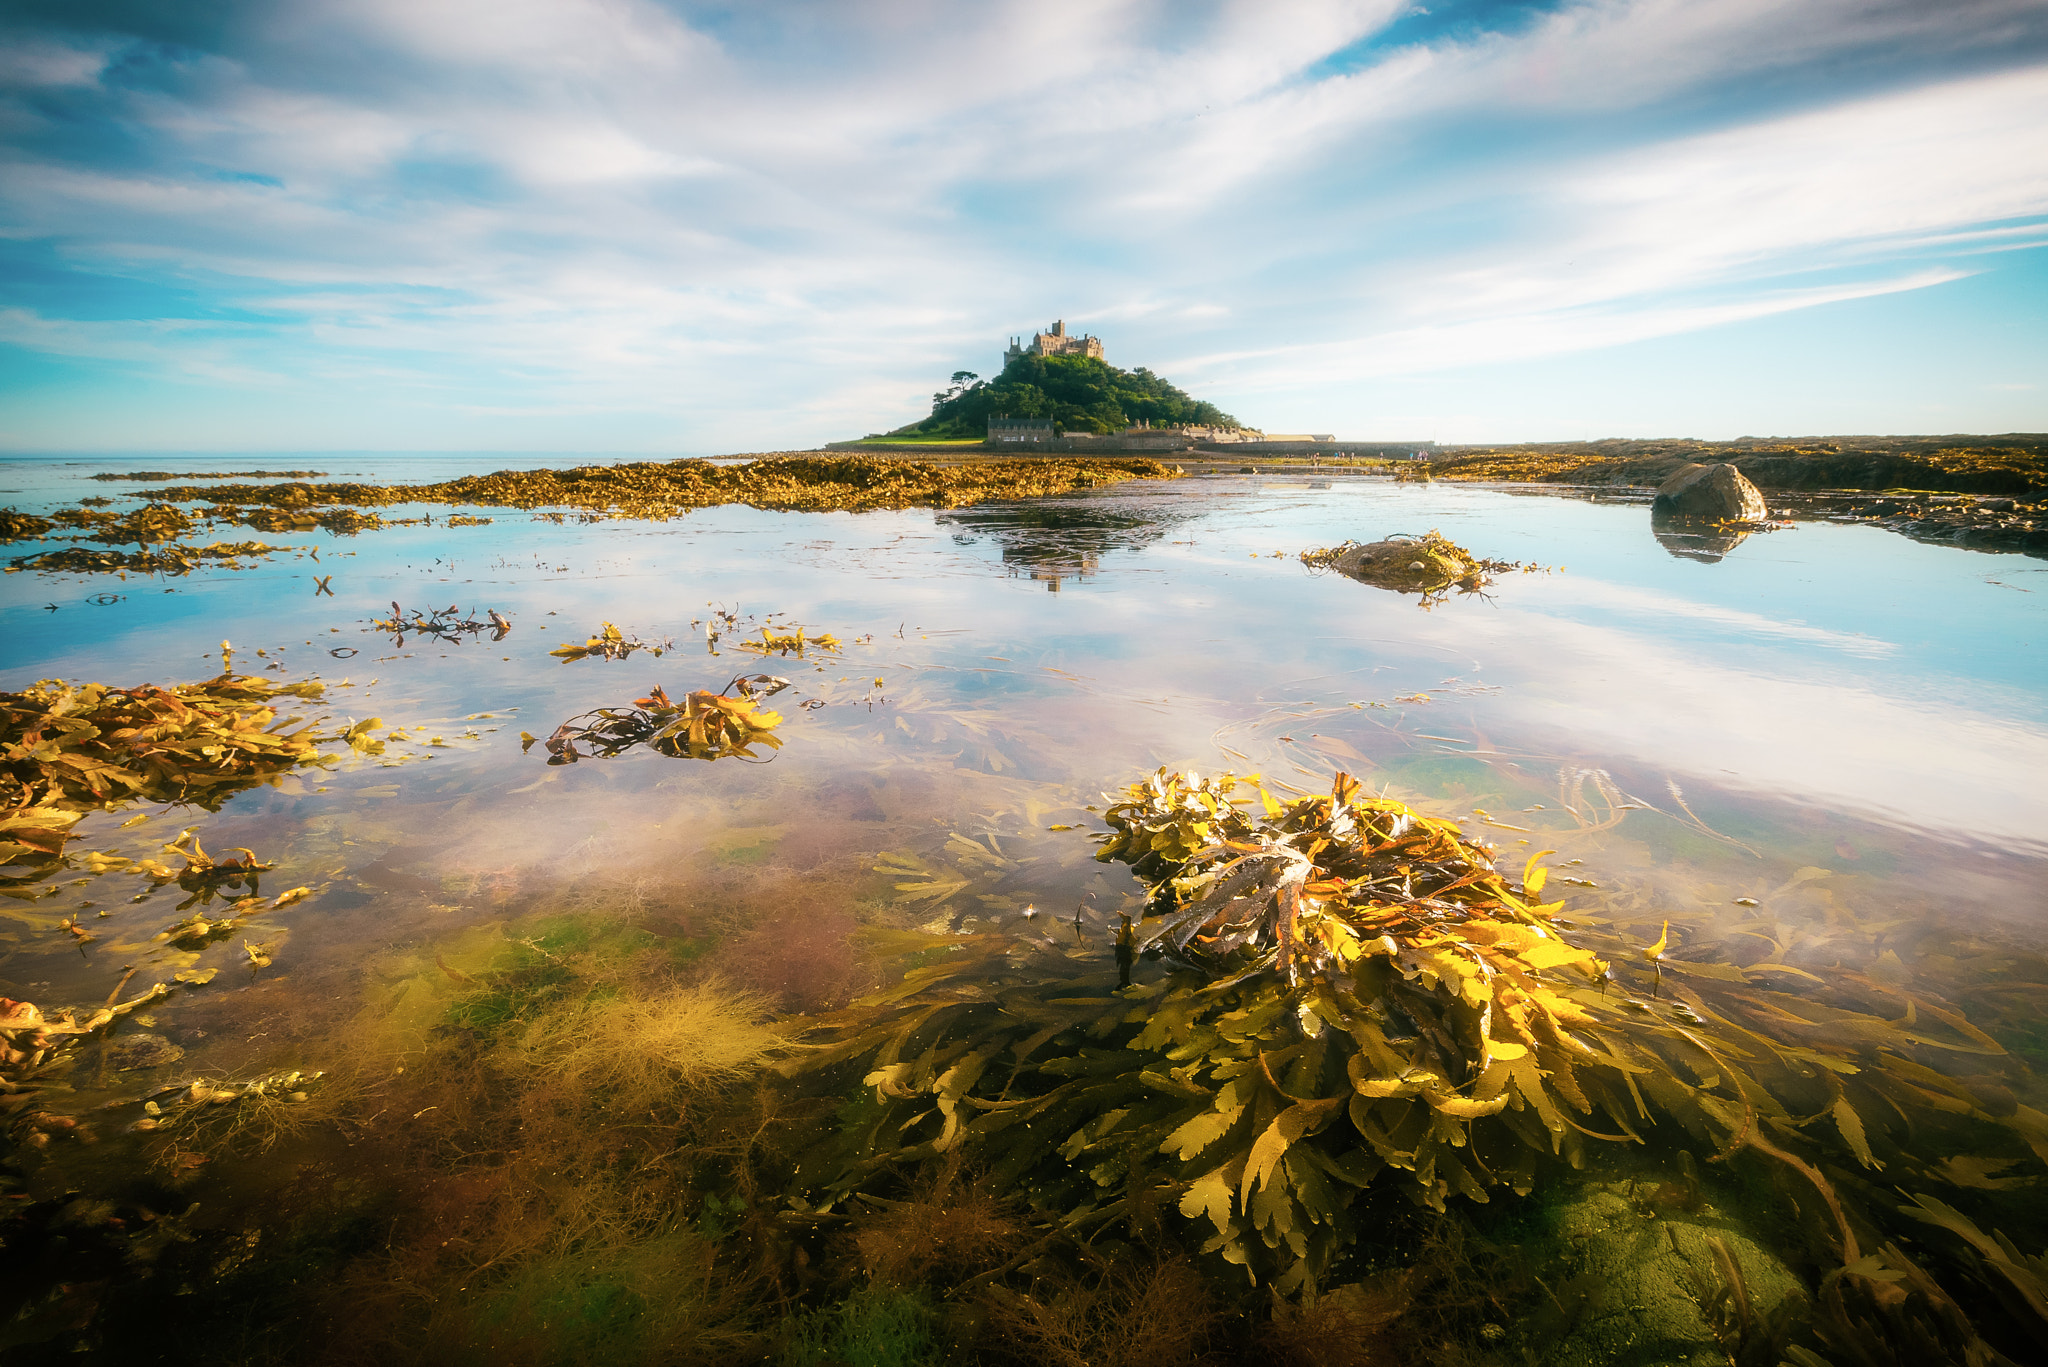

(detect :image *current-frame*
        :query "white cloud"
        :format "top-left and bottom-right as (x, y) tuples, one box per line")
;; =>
(1, 0), (2045, 447)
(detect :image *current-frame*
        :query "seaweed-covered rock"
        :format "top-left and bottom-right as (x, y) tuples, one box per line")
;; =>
(1301, 531), (1486, 594)
(1651, 464), (1767, 522)
(1533, 1188), (1804, 1367)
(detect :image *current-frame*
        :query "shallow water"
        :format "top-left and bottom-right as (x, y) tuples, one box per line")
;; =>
(4, 457), (2047, 1360)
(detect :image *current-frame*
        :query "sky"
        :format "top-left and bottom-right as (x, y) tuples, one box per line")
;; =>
(1, 0), (2045, 452)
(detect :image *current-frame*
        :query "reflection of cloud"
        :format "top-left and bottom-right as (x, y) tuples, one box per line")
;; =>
(1469, 607), (2047, 854)
(1527, 577), (1898, 657)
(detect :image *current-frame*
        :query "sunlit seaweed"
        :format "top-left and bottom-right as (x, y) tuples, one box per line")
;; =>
(0, 673), (381, 870)
(132, 454), (1183, 519)
(6, 541), (294, 575)
(1, 975), (172, 1103)
(549, 621), (667, 662)
(785, 768), (2048, 1303)
(0, 510), (55, 541)
(372, 601), (512, 645)
(1299, 530), (1539, 607)
(737, 626), (844, 657)
(541, 677), (787, 765)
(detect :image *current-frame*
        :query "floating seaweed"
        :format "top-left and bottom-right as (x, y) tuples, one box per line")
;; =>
(540, 676), (788, 765)
(132, 454), (1183, 520)
(142, 828), (276, 910)
(5, 541), (293, 576)
(1, 975), (173, 1104)
(785, 767), (2048, 1301)
(0, 510), (55, 541)
(1299, 530), (1539, 606)
(215, 505), (391, 535)
(549, 621), (668, 662)
(372, 601), (512, 645)
(0, 673), (375, 871)
(736, 626), (843, 657)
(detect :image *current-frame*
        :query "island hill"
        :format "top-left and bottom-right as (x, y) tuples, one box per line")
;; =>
(848, 321), (1336, 453)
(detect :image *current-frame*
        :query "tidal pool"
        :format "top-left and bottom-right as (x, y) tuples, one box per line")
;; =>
(2, 455), (2045, 1365)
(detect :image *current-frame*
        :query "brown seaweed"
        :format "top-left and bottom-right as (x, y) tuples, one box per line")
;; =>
(540, 676), (787, 765)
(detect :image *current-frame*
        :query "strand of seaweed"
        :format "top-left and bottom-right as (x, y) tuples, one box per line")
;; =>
(779, 766), (2048, 1340)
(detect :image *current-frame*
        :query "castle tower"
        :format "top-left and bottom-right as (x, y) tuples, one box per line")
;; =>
(1004, 319), (1103, 368)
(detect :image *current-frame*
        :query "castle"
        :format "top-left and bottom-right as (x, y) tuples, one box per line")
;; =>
(1004, 319), (1103, 367)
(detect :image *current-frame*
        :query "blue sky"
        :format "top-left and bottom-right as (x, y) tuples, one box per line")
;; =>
(1, 0), (2045, 451)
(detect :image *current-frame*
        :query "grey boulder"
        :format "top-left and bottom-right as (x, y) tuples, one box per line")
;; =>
(1651, 463), (1768, 522)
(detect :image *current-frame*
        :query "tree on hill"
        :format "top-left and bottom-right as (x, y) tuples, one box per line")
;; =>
(886, 353), (1242, 438)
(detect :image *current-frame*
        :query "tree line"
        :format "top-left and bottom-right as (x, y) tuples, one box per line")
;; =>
(885, 353), (1242, 438)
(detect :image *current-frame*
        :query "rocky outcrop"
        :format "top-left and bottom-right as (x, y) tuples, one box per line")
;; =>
(1652, 463), (1768, 522)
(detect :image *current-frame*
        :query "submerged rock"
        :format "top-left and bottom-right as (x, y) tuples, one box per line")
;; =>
(1534, 1188), (1805, 1367)
(107, 1032), (184, 1071)
(1652, 463), (1768, 522)
(1307, 531), (1482, 592)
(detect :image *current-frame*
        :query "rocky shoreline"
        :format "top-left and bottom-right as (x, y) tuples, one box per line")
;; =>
(1412, 435), (2048, 560)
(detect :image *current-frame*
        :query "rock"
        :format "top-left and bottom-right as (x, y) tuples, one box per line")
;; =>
(107, 1032), (184, 1071)
(1320, 533), (1480, 592)
(1651, 463), (1768, 522)
(1534, 1188), (1806, 1367)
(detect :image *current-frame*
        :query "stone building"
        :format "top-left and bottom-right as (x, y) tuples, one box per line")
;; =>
(1004, 319), (1104, 367)
(987, 418), (1055, 442)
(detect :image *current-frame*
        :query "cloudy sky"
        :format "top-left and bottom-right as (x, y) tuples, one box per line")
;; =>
(2, 0), (2045, 452)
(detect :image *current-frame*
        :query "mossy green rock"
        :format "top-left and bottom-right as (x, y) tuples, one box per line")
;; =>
(1533, 1189), (1804, 1367)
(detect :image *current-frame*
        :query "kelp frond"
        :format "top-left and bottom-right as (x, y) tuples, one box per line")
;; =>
(0, 674), (364, 870)
(542, 677), (786, 765)
(784, 768), (2047, 1297)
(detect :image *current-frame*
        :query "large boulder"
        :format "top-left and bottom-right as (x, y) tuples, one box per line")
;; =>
(1308, 531), (1480, 592)
(1651, 463), (1768, 522)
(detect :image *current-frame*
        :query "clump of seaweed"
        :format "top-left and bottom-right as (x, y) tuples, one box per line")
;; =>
(1, 973), (173, 1103)
(1299, 530), (1533, 605)
(785, 767), (2048, 1303)
(0, 510), (55, 541)
(48, 503), (199, 544)
(0, 673), (367, 871)
(737, 626), (844, 658)
(219, 505), (390, 535)
(371, 601), (512, 645)
(974, 1253), (1221, 1367)
(549, 621), (668, 662)
(498, 978), (785, 1118)
(131, 454), (1183, 519)
(541, 677), (787, 765)
(6, 541), (293, 575)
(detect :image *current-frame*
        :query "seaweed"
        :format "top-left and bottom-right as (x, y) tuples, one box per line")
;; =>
(132, 454), (1183, 519)
(549, 621), (668, 662)
(6, 541), (292, 575)
(1, 973), (173, 1103)
(0, 510), (55, 541)
(371, 601), (513, 645)
(0, 672), (384, 872)
(541, 676), (788, 765)
(1298, 531), (1541, 606)
(738, 626), (845, 658)
(783, 767), (2048, 1303)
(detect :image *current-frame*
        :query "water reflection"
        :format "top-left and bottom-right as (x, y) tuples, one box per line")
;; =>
(5, 465), (2048, 1359)
(939, 494), (1194, 590)
(1652, 515), (1756, 562)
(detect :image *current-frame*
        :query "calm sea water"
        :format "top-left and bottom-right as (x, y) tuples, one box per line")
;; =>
(3, 453), (2045, 1355)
